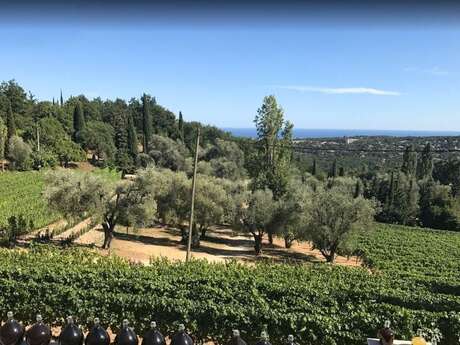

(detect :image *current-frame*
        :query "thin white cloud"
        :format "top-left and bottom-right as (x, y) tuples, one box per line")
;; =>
(274, 85), (401, 96)
(404, 66), (448, 76)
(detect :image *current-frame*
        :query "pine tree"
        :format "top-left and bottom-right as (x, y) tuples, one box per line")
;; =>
(72, 102), (85, 143)
(6, 101), (15, 142)
(60, 89), (64, 107)
(142, 93), (152, 153)
(418, 143), (433, 180)
(311, 158), (317, 176)
(401, 144), (417, 176)
(178, 111), (184, 141)
(127, 114), (138, 159)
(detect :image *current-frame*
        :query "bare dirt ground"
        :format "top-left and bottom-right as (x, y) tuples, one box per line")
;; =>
(76, 225), (362, 267)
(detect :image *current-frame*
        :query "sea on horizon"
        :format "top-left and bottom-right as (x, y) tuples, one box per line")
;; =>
(223, 128), (460, 139)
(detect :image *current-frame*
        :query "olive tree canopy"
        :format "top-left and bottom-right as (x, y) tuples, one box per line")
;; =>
(45, 168), (157, 249)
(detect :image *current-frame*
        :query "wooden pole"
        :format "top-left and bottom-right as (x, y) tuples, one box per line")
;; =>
(186, 127), (200, 262)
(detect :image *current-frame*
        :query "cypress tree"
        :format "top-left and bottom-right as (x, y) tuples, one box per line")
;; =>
(311, 158), (317, 176)
(0, 117), (7, 168)
(418, 143), (433, 180)
(114, 112), (128, 151)
(328, 159), (337, 178)
(6, 101), (15, 142)
(127, 114), (138, 159)
(114, 112), (132, 176)
(72, 101), (85, 142)
(60, 89), (64, 107)
(387, 171), (395, 209)
(354, 180), (363, 198)
(142, 93), (152, 153)
(339, 166), (345, 177)
(178, 111), (184, 141)
(401, 144), (417, 176)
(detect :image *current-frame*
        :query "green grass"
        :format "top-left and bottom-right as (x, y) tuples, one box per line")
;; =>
(0, 168), (121, 230)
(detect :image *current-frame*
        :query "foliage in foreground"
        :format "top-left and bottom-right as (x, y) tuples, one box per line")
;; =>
(1, 224), (460, 345)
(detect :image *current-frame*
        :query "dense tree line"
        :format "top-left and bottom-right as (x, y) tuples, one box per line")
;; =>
(3, 79), (459, 260)
(43, 95), (375, 263)
(0, 80), (244, 178)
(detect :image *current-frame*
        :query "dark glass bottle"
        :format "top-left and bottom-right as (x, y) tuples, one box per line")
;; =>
(25, 315), (51, 345)
(85, 318), (110, 345)
(254, 332), (271, 345)
(377, 320), (394, 345)
(170, 324), (193, 345)
(115, 320), (138, 345)
(58, 316), (83, 345)
(227, 330), (247, 345)
(141, 322), (165, 345)
(0, 312), (24, 345)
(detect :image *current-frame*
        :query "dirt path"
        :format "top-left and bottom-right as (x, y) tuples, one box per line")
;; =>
(76, 225), (362, 267)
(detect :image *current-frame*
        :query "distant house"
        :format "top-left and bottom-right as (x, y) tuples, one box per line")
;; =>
(345, 137), (359, 145)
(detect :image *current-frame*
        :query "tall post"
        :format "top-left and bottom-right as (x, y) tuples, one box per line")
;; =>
(186, 127), (200, 262)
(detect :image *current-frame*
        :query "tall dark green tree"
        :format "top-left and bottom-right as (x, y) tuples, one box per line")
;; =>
(311, 158), (317, 176)
(127, 114), (138, 160)
(72, 101), (85, 143)
(60, 89), (63, 107)
(386, 171), (396, 211)
(178, 111), (184, 141)
(6, 101), (15, 142)
(142, 93), (152, 153)
(418, 143), (433, 180)
(114, 111), (133, 176)
(401, 144), (417, 176)
(328, 159), (338, 178)
(354, 179), (363, 198)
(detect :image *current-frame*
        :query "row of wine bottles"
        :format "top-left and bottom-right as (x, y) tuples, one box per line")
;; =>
(0, 313), (294, 345)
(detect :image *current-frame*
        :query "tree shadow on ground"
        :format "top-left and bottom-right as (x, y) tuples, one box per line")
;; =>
(111, 227), (319, 264)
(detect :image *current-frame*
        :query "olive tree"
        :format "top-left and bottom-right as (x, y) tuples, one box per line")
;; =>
(194, 174), (230, 239)
(153, 168), (191, 239)
(7, 135), (32, 170)
(233, 189), (277, 255)
(270, 181), (312, 248)
(301, 186), (376, 263)
(148, 134), (190, 171)
(45, 168), (157, 249)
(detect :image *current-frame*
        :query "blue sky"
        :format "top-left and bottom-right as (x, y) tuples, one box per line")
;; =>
(1, 23), (459, 130)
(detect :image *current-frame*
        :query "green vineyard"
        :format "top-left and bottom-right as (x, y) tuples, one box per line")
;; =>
(0, 168), (120, 231)
(0, 171), (60, 230)
(0, 223), (459, 345)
